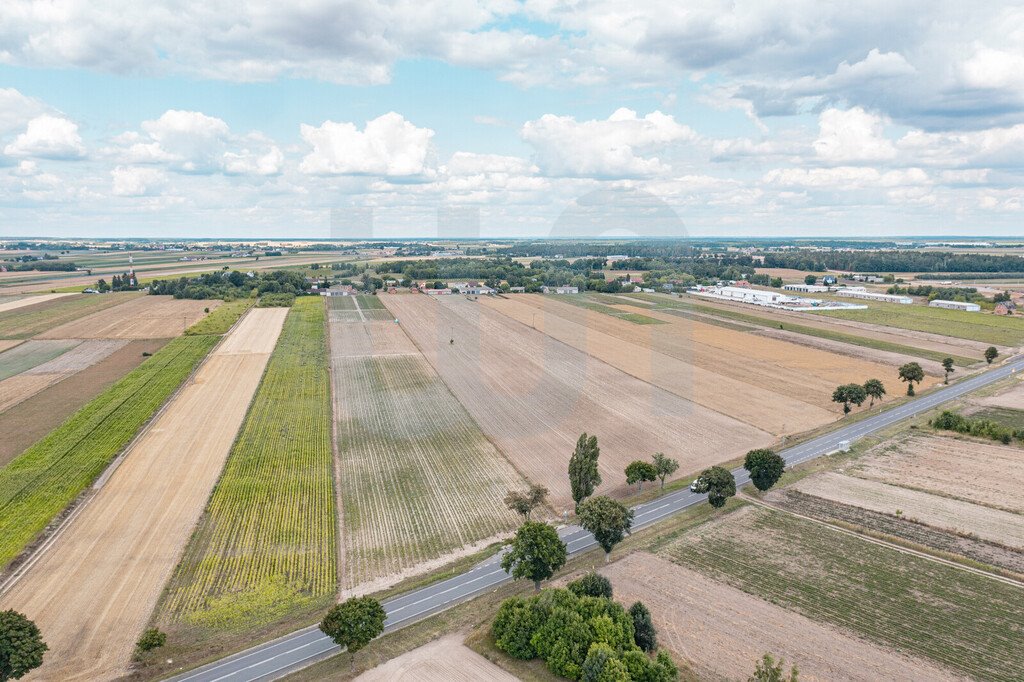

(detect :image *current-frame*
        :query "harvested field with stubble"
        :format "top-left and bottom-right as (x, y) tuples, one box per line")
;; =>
(0, 340), (22, 354)
(852, 433), (1024, 513)
(355, 634), (518, 682)
(791, 472), (1024, 550)
(331, 312), (526, 591)
(160, 298), (336, 630)
(383, 294), (771, 507)
(0, 292), (73, 313)
(0, 339), (128, 412)
(484, 295), (896, 434)
(0, 292), (143, 339)
(39, 295), (218, 339)
(661, 505), (1024, 681)
(0, 308), (287, 682)
(603, 552), (960, 682)
(0, 339), (168, 466)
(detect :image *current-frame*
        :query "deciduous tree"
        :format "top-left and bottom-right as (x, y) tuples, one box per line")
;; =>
(569, 433), (601, 511)
(831, 383), (867, 414)
(319, 597), (386, 653)
(743, 449), (786, 492)
(501, 521), (567, 591)
(504, 484), (549, 521)
(898, 362), (925, 396)
(624, 461), (657, 493)
(628, 602), (657, 652)
(577, 496), (634, 562)
(568, 572), (613, 599)
(693, 466), (736, 508)
(863, 378), (886, 407)
(0, 610), (47, 681)
(748, 653), (799, 682)
(985, 346), (999, 364)
(651, 452), (679, 489)
(942, 357), (955, 384)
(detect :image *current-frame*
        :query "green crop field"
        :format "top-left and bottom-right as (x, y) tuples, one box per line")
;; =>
(0, 292), (143, 339)
(662, 506), (1024, 681)
(0, 334), (217, 569)
(332, 336), (526, 590)
(0, 339), (80, 381)
(184, 299), (253, 336)
(628, 293), (978, 365)
(160, 297), (336, 629)
(813, 302), (1024, 346)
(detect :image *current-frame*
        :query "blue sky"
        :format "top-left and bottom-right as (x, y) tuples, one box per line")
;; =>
(1, 1), (1023, 238)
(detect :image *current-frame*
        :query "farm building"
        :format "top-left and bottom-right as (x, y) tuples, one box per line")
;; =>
(607, 255), (629, 263)
(835, 289), (913, 304)
(320, 284), (355, 297)
(423, 288), (453, 296)
(850, 274), (886, 283)
(783, 284), (830, 293)
(541, 285), (580, 294)
(508, 286), (526, 293)
(929, 299), (980, 312)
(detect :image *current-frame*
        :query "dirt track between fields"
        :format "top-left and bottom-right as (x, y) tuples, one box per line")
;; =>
(0, 308), (286, 681)
(383, 294), (771, 507)
(604, 553), (962, 681)
(354, 634), (517, 681)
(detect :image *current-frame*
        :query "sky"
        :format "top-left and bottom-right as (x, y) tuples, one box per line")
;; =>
(1, 1), (1024, 239)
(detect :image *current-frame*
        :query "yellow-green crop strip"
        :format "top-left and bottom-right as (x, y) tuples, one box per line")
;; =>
(0, 333), (218, 568)
(160, 296), (336, 629)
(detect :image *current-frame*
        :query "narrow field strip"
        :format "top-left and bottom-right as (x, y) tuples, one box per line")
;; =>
(814, 302), (1024, 347)
(0, 292), (143, 339)
(0, 339), (82, 381)
(0, 334), (218, 569)
(0, 292), (73, 313)
(331, 313), (526, 591)
(661, 506), (1024, 682)
(0, 308), (288, 681)
(160, 297), (337, 629)
(0, 340), (127, 413)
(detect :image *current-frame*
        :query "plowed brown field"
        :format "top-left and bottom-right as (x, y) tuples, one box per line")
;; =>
(0, 308), (287, 681)
(383, 294), (771, 506)
(852, 433), (1024, 513)
(604, 553), (959, 682)
(38, 296), (218, 339)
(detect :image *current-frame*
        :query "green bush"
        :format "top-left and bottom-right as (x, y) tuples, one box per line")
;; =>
(568, 572), (613, 600)
(136, 627), (167, 652)
(491, 588), (676, 681)
(930, 410), (1021, 444)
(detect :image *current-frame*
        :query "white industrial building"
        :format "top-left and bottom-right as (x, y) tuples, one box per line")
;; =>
(541, 285), (579, 294)
(835, 289), (913, 304)
(929, 299), (981, 312)
(783, 284), (830, 293)
(688, 286), (866, 311)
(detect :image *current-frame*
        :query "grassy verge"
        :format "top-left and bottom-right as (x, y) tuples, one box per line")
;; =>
(812, 301), (1024, 346)
(660, 505), (1024, 681)
(0, 334), (218, 569)
(184, 300), (253, 335)
(629, 293), (978, 366)
(157, 297), (336, 630)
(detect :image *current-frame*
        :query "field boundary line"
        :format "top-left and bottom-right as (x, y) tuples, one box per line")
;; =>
(0, 306), (250, 598)
(326, 298), (346, 600)
(740, 492), (1024, 589)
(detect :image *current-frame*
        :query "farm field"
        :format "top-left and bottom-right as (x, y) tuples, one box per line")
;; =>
(0, 339), (127, 412)
(0, 292), (73, 313)
(0, 339), (81, 380)
(0, 291), (143, 339)
(484, 294), (897, 434)
(0, 339), (168, 466)
(791, 472), (1024, 550)
(851, 433), (1024, 513)
(0, 340), (21, 354)
(328, 294), (395, 322)
(331, 308), (525, 591)
(975, 378), (1024, 410)
(39, 295), (218, 339)
(184, 299), (253, 336)
(382, 294), (770, 506)
(813, 300), (1024, 347)
(0, 333), (217, 569)
(159, 298), (336, 630)
(604, 552), (958, 682)
(661, 505), (1024, 681)
(355, 634), (517, 682)
(0, 308), (287, 681)
(629, 292), (986, 362)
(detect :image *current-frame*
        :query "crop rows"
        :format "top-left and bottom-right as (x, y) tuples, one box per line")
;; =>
(332, 327), (524, 590)
(0, 334), (217, 568)
(662, 506), (1024, 681)
(184, 299), (253, 336)
(0, 292), (143, 339)
(161, 297), (336, 628)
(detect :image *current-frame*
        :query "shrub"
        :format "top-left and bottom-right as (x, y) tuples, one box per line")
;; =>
(568, 572), (613, 600)
(629, 601), (657, 652)
(136, 627), (166, 652)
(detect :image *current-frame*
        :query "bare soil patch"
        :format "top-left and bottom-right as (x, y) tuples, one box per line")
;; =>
(355, 634), (517, 682)
(604, 552), (960, 682)
(0, 340), (22, 354)
(976, 378), (1024, 410)
(792, 472), (1024, 550)
(382, 294), (770, 507)
(0, 339), (168, 466)
(852, 433), (1024, 513)
(0, 309), (286, 681)
(39, 296), (219, 339)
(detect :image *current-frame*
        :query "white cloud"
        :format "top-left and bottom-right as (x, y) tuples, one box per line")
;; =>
(763, 166), (928, 189)
(0, 88), (50, 135)
(521, 108), (697, 178)
(111, 166), (166, 196)
(299, 112), (434, 176)
(960, 47), (1024, 91)
(4, 114), (86, 159)
(813, 107), (896, 163)
(223, 146), (284, 176)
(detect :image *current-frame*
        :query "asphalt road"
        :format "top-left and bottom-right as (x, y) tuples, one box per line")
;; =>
(168, 354), (1024, 682)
